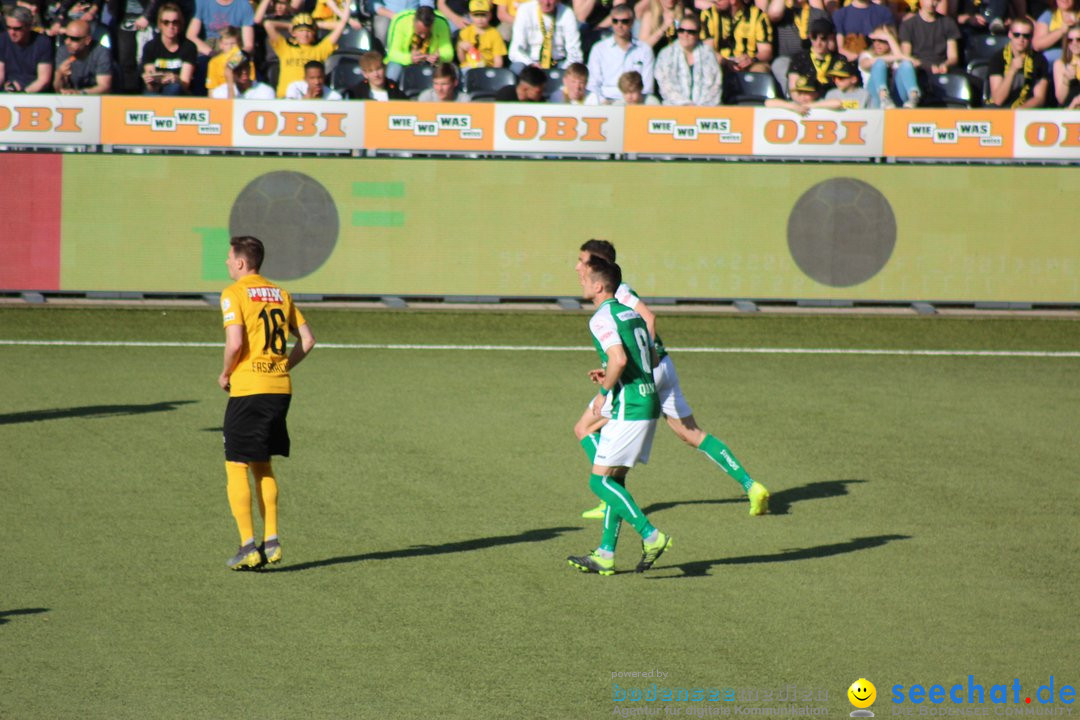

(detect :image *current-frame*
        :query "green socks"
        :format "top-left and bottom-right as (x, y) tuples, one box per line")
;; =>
(588, 473), (654, 538)
(599, 480), (623, 552)
(698, 434), (754, 492)
(580, 433), (600, 463)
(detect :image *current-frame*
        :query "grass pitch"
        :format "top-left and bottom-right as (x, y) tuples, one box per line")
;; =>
(1, 307), (1078, 720)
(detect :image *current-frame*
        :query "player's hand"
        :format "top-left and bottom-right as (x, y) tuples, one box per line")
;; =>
(591, 392), (606, 416)
(218, 373), (231, 391)
(588, 368), (605, 383)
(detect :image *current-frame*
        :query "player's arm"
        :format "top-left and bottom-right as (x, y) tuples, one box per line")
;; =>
(286, 322), (316, 371)
(219, 324), (244, 391)
(592, 345), (626, 416)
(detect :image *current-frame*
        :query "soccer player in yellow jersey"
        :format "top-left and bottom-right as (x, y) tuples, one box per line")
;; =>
(219, 236), (315, 570)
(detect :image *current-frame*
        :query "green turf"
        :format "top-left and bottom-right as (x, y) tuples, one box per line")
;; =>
(1, 308), (1078, 719)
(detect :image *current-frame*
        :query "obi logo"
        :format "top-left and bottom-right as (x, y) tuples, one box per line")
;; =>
(647, 117), (742, 143)
(388, 113), (482, 139)
(125, 108), (220, 135)
(243, 110), (348, 138)
(0, 105), (83, 133)
(905, 121), (1001, 146)
(503, 114), (606, 142)
(1021, 121), (1080, 148)
(763, 118), (868, 145)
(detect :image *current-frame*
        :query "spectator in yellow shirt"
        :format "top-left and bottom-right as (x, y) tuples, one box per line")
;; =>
(457, 0), (508, 67)
(256, 0), (350, 97)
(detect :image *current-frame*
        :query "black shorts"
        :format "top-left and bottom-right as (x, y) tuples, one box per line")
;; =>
(223, 394), (292, 463)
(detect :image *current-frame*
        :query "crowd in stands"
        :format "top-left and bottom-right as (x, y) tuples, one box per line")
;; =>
(1, 0), (1078, 107)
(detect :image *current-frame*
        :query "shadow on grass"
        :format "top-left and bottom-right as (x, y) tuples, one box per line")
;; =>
(641, 498), (741, 515)
(0, 608), (49, 625)
(271, 526), (582, 573)
(0, 401), (197, 425)
(769, 479), (867, 515)
(653, 534), (911, 579)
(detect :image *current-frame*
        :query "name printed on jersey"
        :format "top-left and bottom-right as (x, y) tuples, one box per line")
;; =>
(248, 287), (283, 304)
(617, 310), (639, 322)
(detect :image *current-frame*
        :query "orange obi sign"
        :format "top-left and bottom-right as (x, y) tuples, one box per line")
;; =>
(100, 96), (232, 146)
(883, 109), (1014, 159)
(232, 99), (362, 150)
(493, 105), (623, 154)
(623, 105), (753, 156)
(0, 96), (99, 145)
(752, 108), (883, 157)
(363, 101), (494, 152)
(1012, 110), (1080, 161)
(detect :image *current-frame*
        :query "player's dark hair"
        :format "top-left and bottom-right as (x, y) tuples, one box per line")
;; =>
(586, 256), (621, 293)
(231, 236), (264, 271)
(580, 239), (616, 262)
(304, 60), (326, 73)
(415, 5), (435, 26)
(518, 65), (547, 88)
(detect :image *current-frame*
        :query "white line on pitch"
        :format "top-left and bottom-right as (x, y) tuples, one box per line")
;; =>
(0, 339), (1076, 358)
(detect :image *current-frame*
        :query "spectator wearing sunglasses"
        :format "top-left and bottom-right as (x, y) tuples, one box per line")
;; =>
(52, 17), (112, 93)
(586, 3), (654, 102)
(988, 16), (1049, 107)
(141, 3), (198, 93)
(655, 11), (722, 104)
(0, 6), (53, 92)
(787, 16), (836, 94)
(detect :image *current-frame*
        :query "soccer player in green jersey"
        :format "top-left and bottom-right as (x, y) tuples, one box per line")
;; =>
(573, 239), (770, 518)
(567, 256), (673, 576)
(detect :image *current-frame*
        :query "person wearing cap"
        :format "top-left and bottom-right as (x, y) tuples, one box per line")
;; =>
(832, 0), (895, 62)
(257, 0), (350, 97)
(385, 5), (454, 81)
(786, 16), (836, 94)
(586, 2), (654, 102)
(765, 71), (842, 111)
(0, 6), (53, 93)
(187, 0), (256, 57)
(859, 23), (918, 107)
(823, 57), (869, 107)
(457, 0), (507, 68)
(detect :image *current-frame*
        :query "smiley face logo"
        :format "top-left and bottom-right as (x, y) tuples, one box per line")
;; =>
(848, 679), (877, 709)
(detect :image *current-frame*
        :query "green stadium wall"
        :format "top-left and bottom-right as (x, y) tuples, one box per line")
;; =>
(2, 153), (1077, 303)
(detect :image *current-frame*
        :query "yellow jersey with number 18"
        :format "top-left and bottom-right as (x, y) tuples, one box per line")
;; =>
(220, 274), (306, 397)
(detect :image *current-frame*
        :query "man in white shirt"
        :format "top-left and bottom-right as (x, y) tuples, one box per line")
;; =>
(586, 3), (654, 102)
(284, 60), (344, 99)
(508, 0), (582, 73)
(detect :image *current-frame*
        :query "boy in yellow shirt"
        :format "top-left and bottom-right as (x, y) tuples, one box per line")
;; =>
(457, 0), (507, 68)
(256, 0), (350, 97)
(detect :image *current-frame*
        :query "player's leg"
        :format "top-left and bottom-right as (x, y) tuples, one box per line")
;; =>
(250, 461), (281, 564)
(574, 402), (609, 519)
(223, 396), (263, 570)
(656, 356), (769, 515)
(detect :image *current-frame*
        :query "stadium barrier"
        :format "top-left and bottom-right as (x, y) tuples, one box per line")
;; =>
(3, 152), (1078, 304)
(3, 95), (1080, 161)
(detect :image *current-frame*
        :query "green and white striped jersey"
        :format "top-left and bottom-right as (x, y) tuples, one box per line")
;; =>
(589, 298), (660, 421)
(614, 282), (667, 361)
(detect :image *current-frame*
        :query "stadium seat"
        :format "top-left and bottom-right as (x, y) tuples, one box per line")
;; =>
(964, 33), (1008, 65)
(400, 63), (435, 98)
(337, 25), (383, 56)
(463, 67), (515, 99)
(730, 71), (782, 105)
(542, 67), (564, 97)
(326, 54), (364, 94)
(967, 61), (991, 104)
(926, 72), (977, 108)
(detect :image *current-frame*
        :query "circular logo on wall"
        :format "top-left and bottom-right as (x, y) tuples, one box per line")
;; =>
(229, 171), (339, 281)
(787, 178), (897, 288)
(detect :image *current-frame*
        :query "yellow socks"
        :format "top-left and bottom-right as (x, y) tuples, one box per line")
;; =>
(225, 462), (254, 544)
(250, 461), (279, 540)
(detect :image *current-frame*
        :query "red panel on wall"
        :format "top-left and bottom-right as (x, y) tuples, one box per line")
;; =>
(0, 153), (62, 291)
